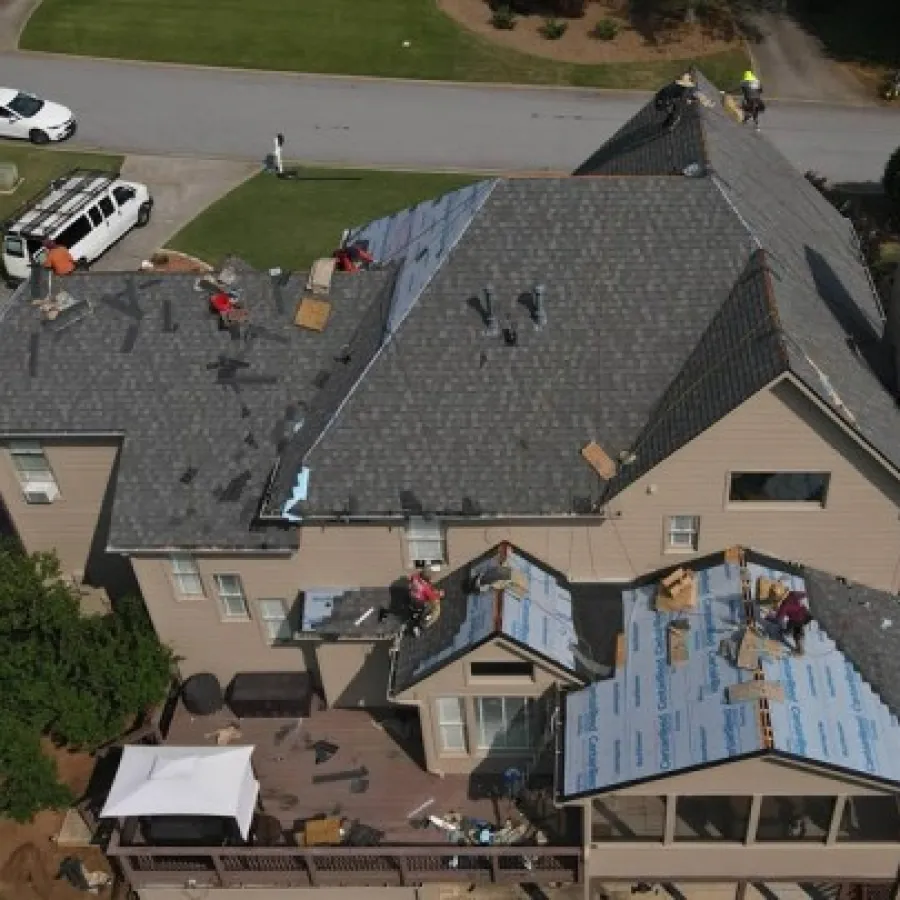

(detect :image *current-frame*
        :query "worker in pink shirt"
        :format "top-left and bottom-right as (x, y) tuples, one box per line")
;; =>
(768, 590), (813, 656)
(408, 569), (444, 636)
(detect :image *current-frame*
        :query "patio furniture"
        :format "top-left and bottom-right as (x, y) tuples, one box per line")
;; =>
(225, 672), (314, 719)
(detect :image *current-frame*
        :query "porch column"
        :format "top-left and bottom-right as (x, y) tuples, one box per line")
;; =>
(746, 795), (762, 844)
(583, 800), (593, 845)
(664, 795), (677, 844)
(827, 796), (847, 845)
(735, 882), (748, 900)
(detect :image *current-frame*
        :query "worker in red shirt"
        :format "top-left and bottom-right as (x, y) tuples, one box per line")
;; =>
(767, 590), (813, 656)
(408, 569), (444, 636)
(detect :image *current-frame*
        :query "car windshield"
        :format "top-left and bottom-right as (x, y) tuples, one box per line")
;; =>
(7, 92), (44, 118)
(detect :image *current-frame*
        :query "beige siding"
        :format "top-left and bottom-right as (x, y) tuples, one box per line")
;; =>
(315, 641), (393, 708)
(0, 440), (118, 577)
(400, 639), (567, 776)
(295, 524), (408, 586)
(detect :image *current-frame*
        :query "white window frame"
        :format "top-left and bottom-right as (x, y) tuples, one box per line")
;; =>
(665, 515), (700, 552)
(214, 574), (250, 620)
(436, 697), (467, 753)
(405, 517), (446, 568)
(170, 554), (204, 597)
(8, 441), (59, 500)
(473, 696), (537, 751)
(258, 598), (293, 644)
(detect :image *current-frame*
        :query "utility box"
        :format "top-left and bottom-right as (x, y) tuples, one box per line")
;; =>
(0, 162), (19, 191)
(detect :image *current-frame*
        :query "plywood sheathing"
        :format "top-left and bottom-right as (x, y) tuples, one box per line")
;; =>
(581, 441), (617, 480)
(307, 256), (336, 295)
(295, 296), (332, 332)
(724, 545), (742, 565)
(504, 568), (530, 600)
(615, 632), (627, 667)
(655, 567), (697, 612)
(736, 627), (791, 670)
(668, 625), (689, 666)
(757, 575), (790, 607)
(727, 680), (785, 704)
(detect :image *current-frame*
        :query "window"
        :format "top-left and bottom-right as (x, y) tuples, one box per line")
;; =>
(470, 661), (534, 679)
(113, 185), (136, 206)
(474, 696), (543, 751)
(88, 206), (103, 227)
(406, 517), (445, 567)
(3, 235), (24, 258)
(0, 108), (12, 120)
(8, 441), (58, 499)
(592, 796), (666, 842)
(837, 796), (900, 842)
(728, 472), (830, 505)
(214, 574), (249, 619)
(674, 796), (752, 841)
(756, 796), (834, 842)
(170, 554), (204, 597)
(98, 196), (115, 218)
(56, 215), (90, 248)
(258, 599), (293, 644)
(436, 697), (467, 752)
(665, 515), (699, 551)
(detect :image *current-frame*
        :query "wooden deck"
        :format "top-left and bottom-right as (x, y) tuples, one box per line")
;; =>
(165, 705), (562, 847)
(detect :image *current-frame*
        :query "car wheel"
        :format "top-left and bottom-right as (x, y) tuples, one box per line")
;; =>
(136, 202), (152, 228)
(29, 129), (50, 145)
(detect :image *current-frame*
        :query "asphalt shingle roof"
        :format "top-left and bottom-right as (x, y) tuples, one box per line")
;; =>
(268, 71), (900, 521)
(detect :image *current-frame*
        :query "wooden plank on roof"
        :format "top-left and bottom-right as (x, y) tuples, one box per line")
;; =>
(615, 632), (627, 667)
(667, 626), (689, 666)
(295, 296), (332, 332)
(727, 680), (785, 704)
(724, 545), (742, 565)
(581, 442), (617, 480)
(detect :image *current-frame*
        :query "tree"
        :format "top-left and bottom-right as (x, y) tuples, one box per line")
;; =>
(884, 145), (900, 207)
(0, 540), (173, 820)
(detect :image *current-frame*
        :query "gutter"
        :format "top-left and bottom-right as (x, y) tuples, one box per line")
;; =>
(259, 509), (615, 526)
(107, 546), (295, 556)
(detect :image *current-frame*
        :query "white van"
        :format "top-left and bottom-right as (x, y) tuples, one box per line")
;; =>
(2, 169), (153, 281)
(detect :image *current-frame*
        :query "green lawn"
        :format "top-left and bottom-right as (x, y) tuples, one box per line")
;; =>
(169, 167), (480, 271)
(0, 145), (123, 222)
(21, 0), (747, 90)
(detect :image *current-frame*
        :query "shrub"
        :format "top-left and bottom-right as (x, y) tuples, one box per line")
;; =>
(490, 5), (517, 28)
(591, 16), (621, 38)
(885, 145), (900, 206)
(540, 17), (568, 38)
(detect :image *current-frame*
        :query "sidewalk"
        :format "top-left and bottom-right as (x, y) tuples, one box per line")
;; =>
(0, 0), (38, 50)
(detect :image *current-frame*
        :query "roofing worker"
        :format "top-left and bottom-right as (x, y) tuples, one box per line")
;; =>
(768, 589), (813, 656)
(408, 568), (444, 636)
(654, 71), (697, 131)
(739, 69), (765, 130)
(41, 240), (76, 276)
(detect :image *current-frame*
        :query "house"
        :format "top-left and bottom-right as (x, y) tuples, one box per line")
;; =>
(3, 72), (900, 894)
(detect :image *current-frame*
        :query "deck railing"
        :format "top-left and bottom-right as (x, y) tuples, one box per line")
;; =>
(106, 830), (583, 889)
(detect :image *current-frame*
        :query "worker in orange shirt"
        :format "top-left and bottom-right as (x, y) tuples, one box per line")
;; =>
(42, 240), (76, 276)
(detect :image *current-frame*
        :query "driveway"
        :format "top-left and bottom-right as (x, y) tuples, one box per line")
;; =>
(94, 155), (255, 272)
(748, 11), (871, 104)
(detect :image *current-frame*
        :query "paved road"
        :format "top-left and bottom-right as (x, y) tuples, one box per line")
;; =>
(2, 51), (898, 184)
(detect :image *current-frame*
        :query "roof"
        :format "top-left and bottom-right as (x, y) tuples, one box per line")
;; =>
(99, 744), (259, 838)
(0, 263), (392, 549)
(299, 586), (405, 638)
(267, 71), (900, 522)
(391, 543), (617, 694)
(560, 552), (900, 800)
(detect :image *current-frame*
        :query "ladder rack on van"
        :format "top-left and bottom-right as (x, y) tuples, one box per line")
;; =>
(2, 168), (121, 240)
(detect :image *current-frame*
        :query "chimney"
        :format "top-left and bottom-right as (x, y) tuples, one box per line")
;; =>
(532, 284), (547, 328)
(484, 284), (499, 337)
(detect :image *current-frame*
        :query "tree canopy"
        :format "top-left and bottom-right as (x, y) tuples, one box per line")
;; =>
(0, 540), (173, 821)
(885, 146), (900, 207)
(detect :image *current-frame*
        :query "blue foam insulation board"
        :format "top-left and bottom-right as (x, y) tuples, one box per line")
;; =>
(410, 591), (495, 681)
(562, 561), (762, 797)
(748, 562), (900, 784)
(501, 549), (577, 673)
(344, 180), (497, 337)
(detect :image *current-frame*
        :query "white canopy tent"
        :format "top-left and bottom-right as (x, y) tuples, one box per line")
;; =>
(100, 745), (259, 840)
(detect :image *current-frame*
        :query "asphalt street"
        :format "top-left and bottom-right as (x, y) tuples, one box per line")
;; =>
(2, 51), (898, 183)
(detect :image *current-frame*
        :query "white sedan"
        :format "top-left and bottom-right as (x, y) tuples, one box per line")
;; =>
(0, 88), (76, 144)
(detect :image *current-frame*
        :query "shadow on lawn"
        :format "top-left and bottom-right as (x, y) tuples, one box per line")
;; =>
(262, 156), (364, 182)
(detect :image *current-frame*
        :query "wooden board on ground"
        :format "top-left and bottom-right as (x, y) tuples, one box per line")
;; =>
(668, 626), (688, 665)
(615, 632), (627, 666)
(727, 680), (785, 704)
(581, 441), (617, 479)
(295, 296), (332, 332)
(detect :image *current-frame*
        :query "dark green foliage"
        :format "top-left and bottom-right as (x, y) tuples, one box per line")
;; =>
(591, 17), (621, 39)
(490, 5), (517, 28)
(0, 540), (173, 820)
(539, 16), (568, 38)
(885, 146), (900, 207)
(502, 0), (586, 17)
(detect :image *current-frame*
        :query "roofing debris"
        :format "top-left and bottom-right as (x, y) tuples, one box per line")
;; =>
(581, 441), (617, 480)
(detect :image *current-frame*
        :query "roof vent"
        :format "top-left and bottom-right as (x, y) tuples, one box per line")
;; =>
(532, 284), (547, 329)
(502, 322), (518, 347)
(483, 285), (499, 338)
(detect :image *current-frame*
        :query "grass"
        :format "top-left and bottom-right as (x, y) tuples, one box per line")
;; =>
(20, 0), (748, 90)
(0, 144), (123, 222)
(169, 167), (481, 271)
